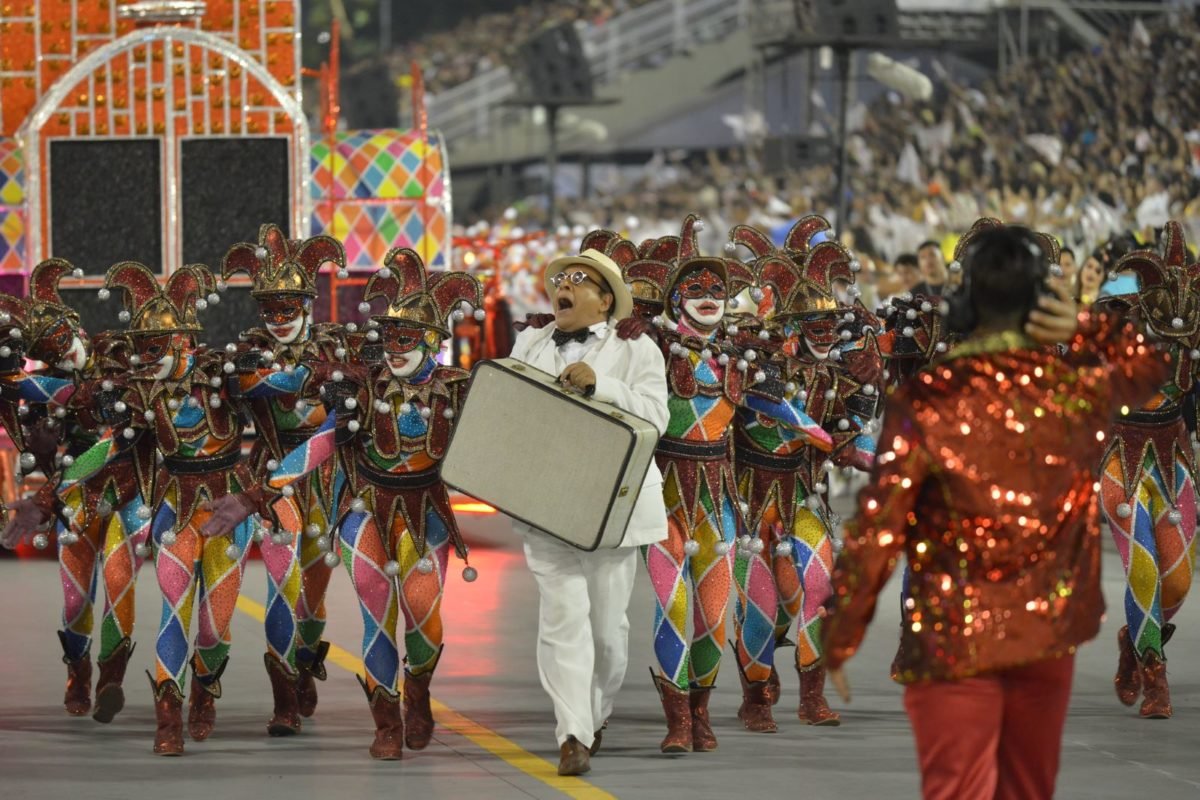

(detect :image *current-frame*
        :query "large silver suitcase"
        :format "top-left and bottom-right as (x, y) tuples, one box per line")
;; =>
(441, 358), (659, 550)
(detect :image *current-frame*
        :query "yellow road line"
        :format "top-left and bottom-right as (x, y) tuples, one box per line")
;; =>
(236, 595), (615, 800)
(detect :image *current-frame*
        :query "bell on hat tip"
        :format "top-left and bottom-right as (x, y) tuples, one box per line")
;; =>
(1116, 502), (1133, 519)
(724, 241), (737, 254)
(347, 419), (361, 433)
(337, 268), (350, 279)
(462, 565), (479, 582)
(384, 560), (401, 577)
(71, 268), (83, 278)
(948, 260), (962, 273)
(1168, 509), (1183, 524)
(474, 308), (486, 321)
(97, 288), (111, 300)
(196, 299), (208, 311)
(416, 556), (435, 574)
(32, 533), (49, 550)
(683, 539), (701, 556)
(118, 310), (131, 323)
(134, 543), (151, 559)
(161, 531), (177, 546)
(714, 541), (731, 556)
(378, 267), (392, 279)
(323, 550), (340, 568)
(225, 543), (241, 560)
(255, 246), (268, 259)
(358, 302), (371, 314)
(749, 538), (765, 554)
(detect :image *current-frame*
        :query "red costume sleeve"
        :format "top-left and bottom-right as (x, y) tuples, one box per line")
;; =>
(822, 388), (930, 670)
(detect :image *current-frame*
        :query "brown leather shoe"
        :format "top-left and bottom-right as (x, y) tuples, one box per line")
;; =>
(1114, 626), (1141, 707)
(589, 724), (604, 756)
(689, 686), (719, 751)
(557, 736), (591, 776)
(797, 664), (841, 726)
(403, 668), (435, 750)
(148, 673), (184, 756)
(295, 640), (329, 718)
(1139, 652), (1172, 719)
(58, 631), (91, 716)
(652, 671), (693, 753)
(187, 654), (226, 741)
(264, 652), (302, 736)
(359, 675), (404, 760)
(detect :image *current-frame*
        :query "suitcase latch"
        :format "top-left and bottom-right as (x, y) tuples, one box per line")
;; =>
(618, 486), (629, 497)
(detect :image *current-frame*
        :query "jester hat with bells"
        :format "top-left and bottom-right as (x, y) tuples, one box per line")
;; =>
(363, 248), (483, 344)
(1116, 221), (1200, 344)
(663, 214), (755, 324)
(23, 258), (87, 363)
(100, 262), (207, 340)
(222, 223), (345, 299)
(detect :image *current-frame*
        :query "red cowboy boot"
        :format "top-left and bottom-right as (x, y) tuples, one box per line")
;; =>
(264, 652), (302, 736)
(766, 666), (782, 706)
(187, 654), (226, 741)
(58, 631), (91, 716)
(1139, 652), (1172, 719)
(148, 673), (185, 756)
(689, 686), (719, 751)
(797, 664), (841, 726)
(652, 672), (692, 753)
(295, 640), (330, 718)
(734, 654), (778, 733)
(403, 670), (436, 750)
(93, 638), (135, 723)
(1114, 626), (1141, 707)
(358, 675), (404, 760)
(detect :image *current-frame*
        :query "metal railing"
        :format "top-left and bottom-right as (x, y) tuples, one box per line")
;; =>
(427, 0), (749, 143)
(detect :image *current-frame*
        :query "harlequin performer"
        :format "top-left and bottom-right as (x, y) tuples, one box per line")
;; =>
(821, 222), (1152, 800)
(636, 215), (833, 754)
(1099, 221), (1200, 719)
(207, 247), (483, 760)
(723, 220), (882, 732)
(506, 245), (668, 777)
(0, 260), (151, 724)
(51, 262), (256, 755)
(219, 224), (349, 735)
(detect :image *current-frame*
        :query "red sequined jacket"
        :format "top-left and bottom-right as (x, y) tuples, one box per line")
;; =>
(823, 314), (1171, 682)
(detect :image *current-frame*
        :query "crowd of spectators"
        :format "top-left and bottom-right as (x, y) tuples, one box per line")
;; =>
(454, 9), (1200, 313)
(394, 0), (654, 93)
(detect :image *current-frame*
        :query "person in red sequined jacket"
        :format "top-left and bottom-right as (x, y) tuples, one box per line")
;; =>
(821, 223), (1171, 800)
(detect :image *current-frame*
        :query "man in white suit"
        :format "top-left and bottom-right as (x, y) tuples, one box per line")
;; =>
(509, 248), (669, 777)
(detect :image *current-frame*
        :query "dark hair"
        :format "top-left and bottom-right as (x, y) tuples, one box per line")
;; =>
(917, 240), (941, 254)
(895, 253), (919, 269)
(1060, 247), (1075, 261)
(945, 226), (1049, 335)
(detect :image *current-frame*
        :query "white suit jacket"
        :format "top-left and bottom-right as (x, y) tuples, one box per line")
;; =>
(508, 321), (669, 548)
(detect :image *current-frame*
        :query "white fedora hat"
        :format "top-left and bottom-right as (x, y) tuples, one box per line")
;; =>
(544, 248), (634, 321)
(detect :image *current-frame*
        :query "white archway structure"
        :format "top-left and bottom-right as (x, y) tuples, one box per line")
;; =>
(18, 26), (310, 273)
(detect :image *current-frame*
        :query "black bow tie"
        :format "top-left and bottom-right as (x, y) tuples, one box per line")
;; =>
(552, 328), (593, 347)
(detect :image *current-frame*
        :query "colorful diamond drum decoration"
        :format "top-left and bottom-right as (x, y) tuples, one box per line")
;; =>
(0, 138), (24, 273)
(310, 129), (451, 271)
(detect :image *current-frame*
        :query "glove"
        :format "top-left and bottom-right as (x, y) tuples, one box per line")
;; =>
(615, 316), (655, 341)
(26, 417), (62, 476)
(198, 492), (260, 538)
(514, 313), (555, 332)
(1, 498), (51, 549)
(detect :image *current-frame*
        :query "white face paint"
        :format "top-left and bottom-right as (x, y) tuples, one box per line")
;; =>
(267, 312), (307, 344)
(385, 351), (424, 378)
(151, 354), (176, 380)
(805, 340), (833, 360)
(57, 336), (88, 372)
(683, 297), (725, 327)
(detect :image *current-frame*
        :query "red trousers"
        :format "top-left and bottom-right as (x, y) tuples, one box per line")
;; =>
(903, 655), (1075, 800)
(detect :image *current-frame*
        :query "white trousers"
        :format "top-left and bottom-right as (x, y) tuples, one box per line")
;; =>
(521, 532), (640, 748)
